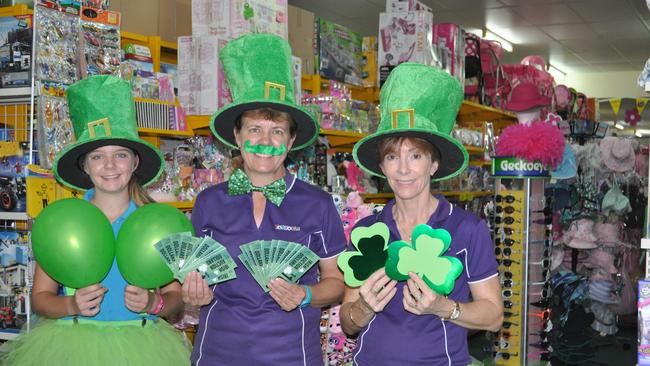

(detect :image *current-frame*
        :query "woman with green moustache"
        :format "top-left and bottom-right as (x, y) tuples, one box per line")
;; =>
(182, 34), (346, 366)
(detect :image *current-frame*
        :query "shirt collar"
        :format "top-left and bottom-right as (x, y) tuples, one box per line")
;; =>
(383, 194), (452, 235)
(83, 188), (137, 224)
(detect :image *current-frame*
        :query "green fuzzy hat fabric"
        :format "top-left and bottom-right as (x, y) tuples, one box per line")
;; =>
(53, 75), (164, 191)
(353, 63), (468, 181)
(210, 33), (319, 151)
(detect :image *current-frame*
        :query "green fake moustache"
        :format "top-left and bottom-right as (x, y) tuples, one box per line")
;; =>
(243, 140), (287, 156)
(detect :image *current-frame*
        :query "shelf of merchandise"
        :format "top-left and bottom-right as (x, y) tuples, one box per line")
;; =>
(120, 31), (177, 73)
(137, 127), (193, 138)
(362, 191), (495, 204)
(301, 74), (379, 103)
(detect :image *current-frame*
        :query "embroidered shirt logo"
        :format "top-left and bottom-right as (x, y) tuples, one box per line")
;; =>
(275, 224), (301, 232)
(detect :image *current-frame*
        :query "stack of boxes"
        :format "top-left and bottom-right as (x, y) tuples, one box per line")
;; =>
(178, 0), (290, 115)
(378, 0), (434, 86)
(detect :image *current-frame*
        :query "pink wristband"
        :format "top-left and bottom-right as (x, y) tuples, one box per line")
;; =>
(149, 294), (164, 315)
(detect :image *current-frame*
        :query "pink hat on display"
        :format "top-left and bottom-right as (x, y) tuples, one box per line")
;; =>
(554, 84), (572, 110)
(594, 222), (623, 248)
(585, 249), (618, 274)
(504, 83), (552, 112)
(564, 219), (598, 249)
(599, 137), (635, 172)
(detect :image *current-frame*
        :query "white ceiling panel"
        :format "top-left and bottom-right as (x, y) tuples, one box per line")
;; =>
(491, 26), (552, 44)
(592, 19), (650, 39)
(594, 63), (639, 72)
(567, 0), (637, 23)
(486, 8), (530, 28)
(511, 4), (580, 26)
(540, 24), (598, 41)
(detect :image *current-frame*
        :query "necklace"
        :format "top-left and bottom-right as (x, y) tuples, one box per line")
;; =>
(395, 219), (414, 242)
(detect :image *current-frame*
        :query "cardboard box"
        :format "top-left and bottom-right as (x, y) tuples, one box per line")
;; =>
(640, 279), (650, 365)
(378, 11), (433, 86)
(432, 23), (465, 83)
(316, 18), (363, 86)
(191, 0), (288, 40)
(362, 36), (377, 52)
(288, 5), (316, 75)
(292, 56), (302, 104)
(362, 50), (377, 87)
(177, 36), (232, 115)
(386, 0), (432, 13)
(0, 14), (32, 88)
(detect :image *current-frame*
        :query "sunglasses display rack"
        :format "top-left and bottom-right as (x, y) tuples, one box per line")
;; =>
(492, 179), (552, 365)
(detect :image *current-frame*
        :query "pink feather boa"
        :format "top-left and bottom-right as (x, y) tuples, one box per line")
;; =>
(495, 121), (565, 169)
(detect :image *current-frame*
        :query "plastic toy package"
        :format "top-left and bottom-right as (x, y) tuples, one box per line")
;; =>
(36, 86), (74, 169)
(35, 5), (79, 85)
(80, 7), (121, 77)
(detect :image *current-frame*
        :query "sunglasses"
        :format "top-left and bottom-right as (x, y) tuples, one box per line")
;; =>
(502, 289), (520, 298)
(495, 227), (521, 236)
(497, 330), (519, 339)
(496, 195), (521, 204)
(532, 206), (554, 216)
(494, 247), (521, 257)
(495, 238), (517, 246)
(532, 217), (552, 225)
(497, 258), (520, 267)
(496, 205), (521, 214)
(493, 352), (519, 360)
(502, 321), (519, 329)
(503, 300), (518, 309)
(494, 216), (521, 225)
(501, 271), (522, 280)
(529, 269), (551, 282)
(504, 311), (519, 318)
(494, 339), (511, 349)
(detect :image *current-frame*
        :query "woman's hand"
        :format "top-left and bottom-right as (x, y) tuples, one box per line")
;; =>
(402, 272), (450, 317)
(124, 285), (154, 313)
(267, 279), (306, 311)
(181, 271), (214, 307)
(72, 284), (107, 316)
(358, 268), (397, 313)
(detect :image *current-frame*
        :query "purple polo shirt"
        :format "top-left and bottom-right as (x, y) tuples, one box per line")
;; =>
(352, 195), (498, 366)
(190, 174), (346, 366)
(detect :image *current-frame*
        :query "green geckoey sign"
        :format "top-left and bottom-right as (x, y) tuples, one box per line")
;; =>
(491, 157), (550, 178)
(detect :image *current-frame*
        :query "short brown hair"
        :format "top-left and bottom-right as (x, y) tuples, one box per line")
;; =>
(235, 108), (297, 137)
(377, 136), (440, 164)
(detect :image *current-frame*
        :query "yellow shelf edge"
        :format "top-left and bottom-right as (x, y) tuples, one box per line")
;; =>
(320, 128), (367, 139)
(0, 4), (32, 16)
(138, 127), (193, 138)
(187, 115), (211, 130)
(134, 97), (176, 106)
(160, 40), (178, 51)
(163, 200), (195, 210)
(121, 30), (149, 43)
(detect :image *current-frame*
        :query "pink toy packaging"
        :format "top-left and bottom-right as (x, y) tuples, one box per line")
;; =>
(639, 279), (650, 365)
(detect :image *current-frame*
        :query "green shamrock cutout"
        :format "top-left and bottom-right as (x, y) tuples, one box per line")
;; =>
(385, 224), (463, 295)
(337, 222), (390, 287)
(243, 3), (254, 20)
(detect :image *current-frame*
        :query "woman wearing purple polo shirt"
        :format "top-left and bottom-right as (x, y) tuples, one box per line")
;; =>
(182, 34), (346, 365)
(341, 63), (504, 365)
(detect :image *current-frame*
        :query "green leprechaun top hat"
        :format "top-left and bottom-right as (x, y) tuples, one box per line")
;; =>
(352, 63), (468, 181)
(210, 33), (319, 151)
(53, 75), (164, 191)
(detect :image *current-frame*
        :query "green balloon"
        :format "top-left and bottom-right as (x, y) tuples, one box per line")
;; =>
(32, 198), (115, 289)
(115, 203), (194, 288)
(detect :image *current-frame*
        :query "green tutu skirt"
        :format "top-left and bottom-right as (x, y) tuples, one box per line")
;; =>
(0, 317), (191, 366)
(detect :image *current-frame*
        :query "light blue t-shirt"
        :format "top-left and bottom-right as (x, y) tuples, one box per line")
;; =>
(64, 189), (152, 321)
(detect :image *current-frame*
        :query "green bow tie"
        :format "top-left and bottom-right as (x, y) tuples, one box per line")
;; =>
(227, 169), (286, 207)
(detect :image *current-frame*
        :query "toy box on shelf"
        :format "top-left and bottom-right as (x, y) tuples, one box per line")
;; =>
(177, 35), (231, 116)
(0, 5), (32, 95)
(0, 226), (31, 340)
(385, 0), (432, 12)
(378, 10), (433, 86)
(191, 0), (288, 40)
(315, 18), (364, 86)
(432, 23), (465, 84)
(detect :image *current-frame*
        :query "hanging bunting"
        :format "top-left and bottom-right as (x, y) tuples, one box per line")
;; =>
(609, 99), (621, 116)
(636, 98), (648, 116)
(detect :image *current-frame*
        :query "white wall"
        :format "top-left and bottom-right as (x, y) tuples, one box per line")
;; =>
(564, 71), (647, 99)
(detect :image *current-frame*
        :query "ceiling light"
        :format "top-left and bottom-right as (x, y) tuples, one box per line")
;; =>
(614, 122), (624, 130)
(636, 130), (644, 138)
(484, 29), (513, 52)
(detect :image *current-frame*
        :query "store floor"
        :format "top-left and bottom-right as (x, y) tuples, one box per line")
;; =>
(468, 321), (637, 366)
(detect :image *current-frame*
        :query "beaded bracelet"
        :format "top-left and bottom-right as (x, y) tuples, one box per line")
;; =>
(149, 294), (164, 315)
